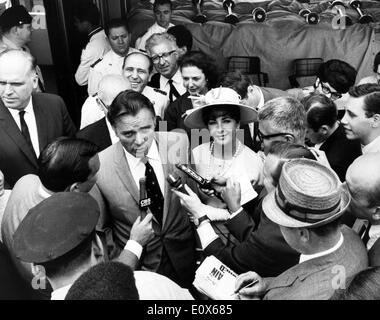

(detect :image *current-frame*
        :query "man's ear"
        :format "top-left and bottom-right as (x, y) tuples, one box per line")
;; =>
(91, 234), (106, 264)
(372, 207), (380, 221)
(299, 228), (310, 243)
(177, 46), (187, 57)
(68, 183), (80, 192)
(371, 114), (380, 128)
(31, 72), (39, 90)
(318, 125), (329, 136)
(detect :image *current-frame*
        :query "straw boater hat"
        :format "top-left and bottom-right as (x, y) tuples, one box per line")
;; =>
(262, 158), (350, 229)
(183, 87), (258, 129)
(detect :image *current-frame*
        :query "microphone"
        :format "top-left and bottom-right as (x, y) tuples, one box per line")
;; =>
(139, 177), (151, 219)
(167, 174), (188, 195)
(175, 164), (224, 200)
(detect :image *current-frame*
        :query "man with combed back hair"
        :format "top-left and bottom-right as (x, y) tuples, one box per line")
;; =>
(341, 84), (380, 154)
(90, 90), (197, 288)
(258, 96), (306, 155)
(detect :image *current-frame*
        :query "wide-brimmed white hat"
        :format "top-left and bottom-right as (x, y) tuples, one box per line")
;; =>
(183, 87), (258, 129)
(262, 158), (350, 229)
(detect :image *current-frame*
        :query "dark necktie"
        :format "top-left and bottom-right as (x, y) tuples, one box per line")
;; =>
(168, 79), (180, 103)
(19, 111), (36, 156)
(144, 160), (164, 225)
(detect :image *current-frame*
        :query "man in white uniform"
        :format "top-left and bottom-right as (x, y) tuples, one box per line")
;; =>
(123, 52), (168, 119)
(73, 3), (110, 86)
(87, 18), (138, 96)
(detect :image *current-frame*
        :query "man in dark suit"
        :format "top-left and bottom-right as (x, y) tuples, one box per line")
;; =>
(0, 50), (76, 187)
(90, 90), (196, 288)
(76, 75), (129, 151)
(303, 94), (362, 181)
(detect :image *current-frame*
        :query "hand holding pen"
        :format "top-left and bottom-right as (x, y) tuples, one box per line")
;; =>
(234, 271), (266, 300)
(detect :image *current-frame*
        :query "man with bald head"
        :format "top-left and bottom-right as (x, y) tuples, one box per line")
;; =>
(77, 74), (129, 151)
(123, 51), (168, 119)
(345, 153), (380, 266)
(0, 50), (76, 188)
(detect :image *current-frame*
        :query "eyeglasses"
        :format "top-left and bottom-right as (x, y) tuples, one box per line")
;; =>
(151, 50), (177, 64)
(314, 79), (342, 101)
(257, 130), (295, 143)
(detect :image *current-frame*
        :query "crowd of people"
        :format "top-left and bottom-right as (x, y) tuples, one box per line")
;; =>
(1, 0), (380, 300)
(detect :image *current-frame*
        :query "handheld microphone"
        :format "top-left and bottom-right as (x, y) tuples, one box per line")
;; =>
(175, 164), (224, 200)
(139, 177), (151, 219)
(167, 174), (188, 195)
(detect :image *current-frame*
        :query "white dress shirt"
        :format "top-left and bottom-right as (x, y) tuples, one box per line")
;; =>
(75, 28), (111, 86)
(362, 135), (380, 154)
(51, 271), (194, 300)
(299, 232), (344, 263)
(51, 284), (72, 300)
(80, 96), (105, 129)
(123, 139), (165, 195)
(159, 68), (186, 102)
(8, 99), (40, 157)
(135, 22), (175, 52)
(134, 270), (194, 300)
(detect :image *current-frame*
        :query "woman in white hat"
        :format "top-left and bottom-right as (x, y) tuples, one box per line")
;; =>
(178, 87), (264, 225)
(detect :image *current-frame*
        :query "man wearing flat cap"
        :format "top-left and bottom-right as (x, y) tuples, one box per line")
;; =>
(0, 5), (45, 91)
(12, 192), (105, 300)
(234, 159), (368, 300)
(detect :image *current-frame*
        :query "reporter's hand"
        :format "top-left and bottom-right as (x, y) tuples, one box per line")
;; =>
(130, 213), (155, 246)
(234, 271), (266, 300)
(173, 184), (205, 219)
(221, 177), (241, 213)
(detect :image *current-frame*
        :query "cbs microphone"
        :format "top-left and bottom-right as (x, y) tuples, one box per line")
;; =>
(139, 177), (152, 219)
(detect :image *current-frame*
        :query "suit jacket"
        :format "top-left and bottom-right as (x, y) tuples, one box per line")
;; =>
(76, 117), (111, 152)
(205, 203), (300, 277)
(148, 73), (161, 89)
(90, 132), (197, 287)
(0, 93), (76, 188)
(320, 124), (362, 182)
(164, 92), (192, 137)
(369, 238), (380, 267)
(263, 225), (368, 300)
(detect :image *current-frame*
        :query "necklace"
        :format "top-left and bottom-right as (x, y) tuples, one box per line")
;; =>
(205, 140), (243, 180)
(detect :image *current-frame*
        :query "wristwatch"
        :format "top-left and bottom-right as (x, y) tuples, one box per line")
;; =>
(195, 215), (210, 227)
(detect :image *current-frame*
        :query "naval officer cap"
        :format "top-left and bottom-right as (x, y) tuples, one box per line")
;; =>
(0, 5), (33, 30)
(13, 192), (100, 264)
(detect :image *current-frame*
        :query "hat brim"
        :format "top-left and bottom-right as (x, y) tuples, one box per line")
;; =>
(262, 187), (351, 229)
(184, 102), (258, 129)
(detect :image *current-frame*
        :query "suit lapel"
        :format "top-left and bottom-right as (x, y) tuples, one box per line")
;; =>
(32, 94), (48, 152)
(0, 99), (38, 167)
(113, 142), (140, 204)
(156, 132), (170, 227)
